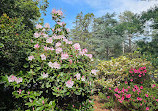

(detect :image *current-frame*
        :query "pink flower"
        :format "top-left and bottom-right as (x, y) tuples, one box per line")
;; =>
(34, 32), (41, 38)
(65, 78), (74, 88)
(156, 99), (158, 102)
(126, 94), (131, 98)
(74, 73), (80, 80)
(130, 79), (133, 82)
(34, 44), (40, 49)
(133, 88), (136, 92)
(56, 28), (62, 32)
(107, 96), (110, 99)
(15, 77), (23, 84)
(114, 87), (118, 92)
(42, 72), (48, 78)
(91, 70), (99, 75)
(152, 84), (156, 88)
(57, 22), (63, 26)
(125, 81), (128, 84)
(138, 74), (141, 77)
(69, 59), (72, 64)
(84, 54), (93, 59)
(109, 88), (111, 90)
(28, 56), (35, 61)
(28, 91), (30, 95)
(17, 89), (22, 94)
(125, 89), (128, 92)
(56, 10), (63, 16)
(55, 42), (61, 47)
(146, 107), (149, 110)
(8, 75), (16, 82)
(134, 69), (138, 73)
(140, 103), (142, 106)
(128, 86), (130, 89)
(140, 86), (143, 89)
(44, 23), (50, 28)
(81, 76), (85, 81)
(137, 97), (142, 101)
(40, 54), (46, 60)
(129, 70), (133, 73)
(48, 62), (60, 69)
(121, 96), (125, 100)
(61, 53), (69, 60)
(73, 43), (81, 50)
(56, 47), (63, 54)
(36, 24), (42, 29)
(46, 37), (53, 44)
(144, 94), (148, 97)
(42, 100), (45, 105)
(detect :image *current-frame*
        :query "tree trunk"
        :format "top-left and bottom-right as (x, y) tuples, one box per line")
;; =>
(129, 34), (132, 52)
(106, 46), (109, 60)
(122, 41), (125, 54)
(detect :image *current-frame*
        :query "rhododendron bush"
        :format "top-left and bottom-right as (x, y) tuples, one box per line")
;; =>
(5, 9), (97, 110)
(98, 67), (158, 111)
(96, 54), (154, 88)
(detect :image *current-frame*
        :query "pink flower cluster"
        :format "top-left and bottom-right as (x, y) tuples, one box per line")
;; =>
(65, 78), (74, 88)
(129, 67), (147, 77)
(52, 9), (63, 19)
(8, 75), (23, 84)
(48, 61), (60, 69)
(61, 53), (69, 60)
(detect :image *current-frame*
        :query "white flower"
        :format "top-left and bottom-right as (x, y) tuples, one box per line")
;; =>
(48, 62), (60, 69)
(55, 42), (61, 47)
(44, 23), (50, 28)
(61, 53), (69, 60)
(15, 78), (23, 84)
(56, 47), (62, 54)
(34, 32), (41, 38)
(73, 43), (81, 50)
(40, 54), (46, 60)
(91, 70), (99, 75)
(42, 72), (48, 78)
(46, 37), (53, 44)
(74, 73), (80, 80)
(36, 24), (42, 29)
(28, 56), (35, 61)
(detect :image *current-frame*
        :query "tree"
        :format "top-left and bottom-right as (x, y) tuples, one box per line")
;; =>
(92, 13), (123, 60)
(70, 12), (94, 52)
(0, 0), (49, 29)
(118, 11), (142, 53)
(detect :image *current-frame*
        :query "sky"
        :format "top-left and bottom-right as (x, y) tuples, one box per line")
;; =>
(42, 0), (158, 29)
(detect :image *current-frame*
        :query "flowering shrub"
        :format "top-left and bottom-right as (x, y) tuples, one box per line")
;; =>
(5, 9), (97, 110)
(98, 67), (158, 111)
(96, 55), (154, 89)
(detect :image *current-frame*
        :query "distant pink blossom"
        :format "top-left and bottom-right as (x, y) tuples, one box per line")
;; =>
(152, 84), (156, 88)
(81, 76), (85, 81)
(42, 72), (48, 78)
(74, 73), (80, 80)
(109, 88), (111, 90)
(34, 32), (40, 38)
(126, 94), (131, 98)
(107, 96), (110, 99)
(8, 75), (17, 82)
(56, 47), (63, 54)
(15, 77), (23, 84)
(137, 97), (142, 101)
(133, 88), (136, 92)
(69, 59), (72, 64)
(28, 56), (35, 61)
(91, 70), (99, 75)
(28, 91), (30, 95)
(140, 86), (143, 89)
(84, 54), (92, 59)
(42, 100), (45, 104)
(56, 28), (62, 32)
(44, 23), (50, 28)
(61, 53), (69, 60)
(40, 54), (46, 60)
(36, 24), (42, 29)
(130, 79), (133, 82)
(73, 43), (81, 50)
(48, 61), (60, 69)
(125, 81), (128, 84)
(138, 74), (141, 77)
(55, 42), (61, 47)
(65, 78), (74, 88)
(145, 94), (149, 97)
(114, 88), (118, 92)
(128, 86), (130, 89)
(146, 107), (149, 110)
(46, 37), (53, 44)
(34, 44), (40, 49)
(17, 89), (22, 94)
(129, 70), (133, 73)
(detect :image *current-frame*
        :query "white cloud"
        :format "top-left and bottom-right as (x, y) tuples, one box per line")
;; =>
(85, 0), (158, 16)
(63, 0), (158, 16)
